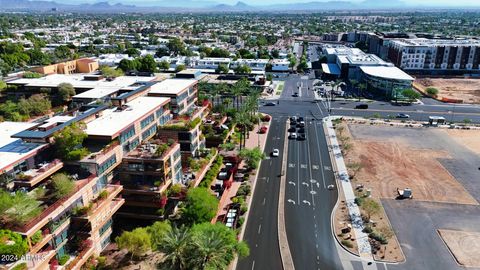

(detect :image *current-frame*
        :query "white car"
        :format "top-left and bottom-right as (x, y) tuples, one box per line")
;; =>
(272, 149), (280, 157)
(290, 133), (297, 139)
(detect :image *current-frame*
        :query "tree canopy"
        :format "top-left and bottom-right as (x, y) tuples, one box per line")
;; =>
(53, 122), (89, 161)
(116, 227), (152, 260)
(181, 188), (218, 225)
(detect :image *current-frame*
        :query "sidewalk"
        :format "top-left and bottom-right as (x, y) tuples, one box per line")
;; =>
(324, 116), (374, 260)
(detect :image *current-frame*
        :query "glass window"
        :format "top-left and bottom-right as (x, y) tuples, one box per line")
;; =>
(140, 114), (155, 129)
(119, 126), (136, 143)
(97, 155), (117, 175)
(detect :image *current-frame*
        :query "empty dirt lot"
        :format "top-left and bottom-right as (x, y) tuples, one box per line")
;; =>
(445, 129), (480, 155)
(342, 124), (478, 205)
(438, 229), (480, 268)
(415, 78), (480, 103)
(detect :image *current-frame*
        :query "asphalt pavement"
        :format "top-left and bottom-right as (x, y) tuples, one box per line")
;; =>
(237, 118), (286, 270)
(238, 73), (480, 270)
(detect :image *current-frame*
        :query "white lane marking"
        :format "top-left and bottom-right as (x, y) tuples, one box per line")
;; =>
(312, 165), (319, 170)
(251, 260), (255, 270)
(266, 177), (269, 183)
(289, 163), (295, 168)
(301, 164), (308, 169)
(258, 224), (262, 234)
(288, 181), (296, 186)
(305, 121), (316, 207)
(287, 199), (296, 205)
(302, 182), (309, 187)
(262, 198), (266, 205)
(302, 200), (311, 205)
(313, 121), (328, 189)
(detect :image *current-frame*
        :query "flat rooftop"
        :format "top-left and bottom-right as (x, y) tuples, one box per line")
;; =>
(72, 87), (120, 100)
(391, 38), (480, 47)
(148, 79), (197, 96)
(9, 74), (156, 89)
(360, 66), (415, 81)
(85, 96), (170, 138)
(0, 122), (47, 171)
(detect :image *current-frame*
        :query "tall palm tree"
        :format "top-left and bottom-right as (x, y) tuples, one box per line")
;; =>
(231, 84), (243, 111)
(158, 226), (191, 270)
(234, 110), (250, 149)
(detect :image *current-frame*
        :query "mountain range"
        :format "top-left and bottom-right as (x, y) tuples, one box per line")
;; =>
(0, 0), (477, 13)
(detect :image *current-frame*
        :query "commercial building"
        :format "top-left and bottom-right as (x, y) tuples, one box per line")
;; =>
(321, 44), (414, 98)
(32, 58), (99, 75)
(271, 59), (290, 72)
(230, 59), (269, 72)
(194, 57), (231, 70)
(387, 38), (480, 75)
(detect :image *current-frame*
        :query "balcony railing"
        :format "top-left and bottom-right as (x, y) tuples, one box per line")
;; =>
(83, 140), (120, 162)
(16, 174), (96, 233)
(14, 159), (63, 187)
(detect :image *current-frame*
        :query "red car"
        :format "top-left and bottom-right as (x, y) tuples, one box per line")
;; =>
(259, 126), (268, 134)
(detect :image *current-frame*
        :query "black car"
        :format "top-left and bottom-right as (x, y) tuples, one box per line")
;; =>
(288, 127), (296, 132)
(297, 128), (305, 133)
(265, 102), (276, 106)
(355, 104), (369, 109)
(298, 117), (304, 122)
(292, 93), (299, 97)
(298, 134), (306, 140)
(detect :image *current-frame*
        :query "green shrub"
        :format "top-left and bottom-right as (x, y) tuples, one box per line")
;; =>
(341, 239), (353, 248)
(98, 190), (109, 200)
(51, 173), (75, 200)
(236, 184), (251, 197)
(369, 232), (388, 245)
(23, 72), (42, 78)
(58, 254), (70, 265)
(31, 230), (43, 245)
(354, 197), (364, 206)
(0, 230), (28, 259)
(65, 148), (90, 161)
(237, 217), (245, 227)
(362, 226), (373, 234)
(11, 263), (27, 270)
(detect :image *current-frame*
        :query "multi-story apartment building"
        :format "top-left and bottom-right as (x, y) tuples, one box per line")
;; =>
(388, 38), (480, 75)
(148, 79), (198, 116)
(0, 112), (124, 270)
(117, 140), (182, 220)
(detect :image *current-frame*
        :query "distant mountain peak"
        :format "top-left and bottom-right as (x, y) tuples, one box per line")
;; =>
(235, 1), (249, 7)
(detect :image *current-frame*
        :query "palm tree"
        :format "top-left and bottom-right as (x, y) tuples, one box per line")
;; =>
(231, 84), (243, 111)
(234, 110), (250, 149)
(158, 226), (191, 270)
(192, 233), (231, 270)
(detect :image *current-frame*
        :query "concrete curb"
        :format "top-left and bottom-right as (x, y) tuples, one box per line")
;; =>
(278, 119), (295, 270)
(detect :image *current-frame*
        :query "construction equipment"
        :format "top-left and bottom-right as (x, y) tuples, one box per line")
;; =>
(397, 188), (413, 199)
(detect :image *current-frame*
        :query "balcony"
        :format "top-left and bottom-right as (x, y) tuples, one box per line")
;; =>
(124, 139), (178, 162)
(64, 239), (95, 270)
(122, 178), (172, 194)
(72, 185), (124, 221)
(14, 159), (63, 188)
(14, 174), (96, 234)
(82, 140), (120, 164)
(30, 228), (54, 254)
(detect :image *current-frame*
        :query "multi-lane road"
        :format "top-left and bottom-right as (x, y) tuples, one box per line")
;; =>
(238, 73), (480, 270)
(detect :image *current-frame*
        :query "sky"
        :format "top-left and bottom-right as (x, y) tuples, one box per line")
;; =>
(48, 0), (480, 7)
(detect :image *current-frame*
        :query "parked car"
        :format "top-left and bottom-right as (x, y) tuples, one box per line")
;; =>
(265, 102), (276, 106)
(292, 93), (299, 97)
(288, 127), (296, 132)
(289, 133), (297, 139)
(355, 104), (369, 109)
(272, 148), (280, 157)
(297, 128), (305, 133)
(298, 134), (306, 140)
(396, 113), (410, 118)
